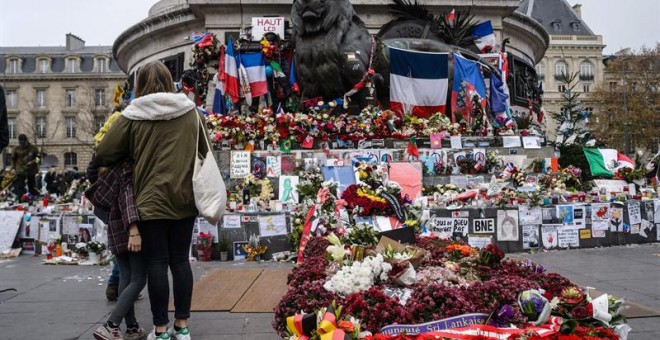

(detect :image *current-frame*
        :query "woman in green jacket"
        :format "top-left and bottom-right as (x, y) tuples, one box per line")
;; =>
(96, 61), (208, 340)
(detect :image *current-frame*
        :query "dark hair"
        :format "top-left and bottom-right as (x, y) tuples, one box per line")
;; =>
(18, 134), (27, 141)
(135, 61), (175, 98)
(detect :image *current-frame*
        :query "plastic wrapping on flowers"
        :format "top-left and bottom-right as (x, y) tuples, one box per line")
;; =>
(274, 233), (629, 340)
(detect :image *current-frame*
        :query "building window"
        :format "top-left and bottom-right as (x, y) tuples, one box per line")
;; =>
(65, 117), (76, 138)
(535, 64), (545, 80)
(65, 89), (76, 107)
(36, 89), (47, 108)
(35, 117), (47, 139)
(95, 116), (106, 132)
(554, 61), (567, 78)
(8, 59), (19, 73)
(6, 90), (17, 109)
(583, 84), (591, 93)
(558, 84), (567, 93)
(38, 59), (49, 73)
(64, 152), (77, 168)
(95, 89), (106, 107)
(8, 118), (17, 140)
(97, 58), (107, 72)
(551, 20), (561, 32)
(570, 21), (581, 32)
(579, 61), (594, 81)
(67, 58), (77, 73)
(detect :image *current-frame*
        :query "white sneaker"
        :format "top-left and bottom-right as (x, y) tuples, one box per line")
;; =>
(169, 326), (191, 340)
(146, 328), (171, 340)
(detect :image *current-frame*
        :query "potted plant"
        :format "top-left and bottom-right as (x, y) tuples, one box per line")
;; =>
(217, 235), (230, 261)
(86, 241), (106, 264)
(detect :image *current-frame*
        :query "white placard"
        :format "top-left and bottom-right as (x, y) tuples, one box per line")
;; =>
(251, 16), (285, 40)
(428, 217), (453, 238)
(472, 218), (495, 234)
(468, 236), (492, 249)
(519, 206), (542, 225)
(497, 209), (519, 241)
(222, 215), (241, 229)
(230, 151), (251, 178)
(628, 202), (642, 225)
(258, 214), (288, 237)
(0, 211), (24, 250)
(557, 229), (579, 248)
(591, 203), (611, 222)
(452, 218), (469, 237)
(610, 205), (624, 232)
(502, 136), (521, 148)
(593, 179), (629, 193)
(654, 200), (660, 223)
(522, 225), (540, 249)
(522, 136), (541, 149)
(279, 175), (300, 203)
(542, 225), (559, 249)
(266, 156), (281, 178)
(450, 136), (462, 150)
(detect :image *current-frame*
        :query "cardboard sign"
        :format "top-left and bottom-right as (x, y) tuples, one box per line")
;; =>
(230, 151), (251, 178)
(473, 218), (495, 234)
(251, 16), (285, 39)
(593, 179), (628, 193)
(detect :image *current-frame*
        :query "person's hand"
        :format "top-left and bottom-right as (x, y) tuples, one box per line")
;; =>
(127, 223), (141, 252)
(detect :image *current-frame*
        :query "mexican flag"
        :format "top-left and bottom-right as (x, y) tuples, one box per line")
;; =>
(583, 148), (635, 177)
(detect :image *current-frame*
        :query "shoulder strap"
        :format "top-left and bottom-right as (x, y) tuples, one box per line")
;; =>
(195, 110), (213, 156)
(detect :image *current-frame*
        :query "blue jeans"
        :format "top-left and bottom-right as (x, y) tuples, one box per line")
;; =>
(108, 257), (120, 285)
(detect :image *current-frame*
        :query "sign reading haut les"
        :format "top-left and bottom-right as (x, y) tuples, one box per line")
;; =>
(379, 313), (490, 335)
(251, 17), (285, 40)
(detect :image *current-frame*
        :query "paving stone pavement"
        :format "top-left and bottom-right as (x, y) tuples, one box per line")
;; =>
(1, 244), (658, 339)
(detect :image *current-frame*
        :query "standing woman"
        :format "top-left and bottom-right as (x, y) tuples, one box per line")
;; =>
(96, 61), (203, 340)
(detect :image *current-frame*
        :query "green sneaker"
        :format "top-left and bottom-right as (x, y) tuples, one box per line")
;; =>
(169, 326), (191, 340)
(147, 329), (171, 340)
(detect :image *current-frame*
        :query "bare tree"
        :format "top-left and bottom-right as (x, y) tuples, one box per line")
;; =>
(590, 45), (660, 153)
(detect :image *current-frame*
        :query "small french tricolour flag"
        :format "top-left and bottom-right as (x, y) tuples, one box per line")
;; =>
(223, 39), (240, 103)
(389, 47), (449, 118)
(473, 21), (497, 53)
(239, 52), (268, 98)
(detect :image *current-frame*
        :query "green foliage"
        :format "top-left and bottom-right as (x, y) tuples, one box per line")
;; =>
(557, 144), (594, 192)
(551, 72), (595, 148)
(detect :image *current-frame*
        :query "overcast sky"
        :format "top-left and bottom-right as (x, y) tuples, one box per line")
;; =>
(0, 0), (658, 54)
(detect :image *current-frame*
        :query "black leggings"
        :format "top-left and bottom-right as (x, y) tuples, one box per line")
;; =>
(139, 217), (195, 326)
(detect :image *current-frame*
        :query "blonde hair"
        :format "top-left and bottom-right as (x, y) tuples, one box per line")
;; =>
(135, 61), (175, 98)
(94, 111), (123, 146)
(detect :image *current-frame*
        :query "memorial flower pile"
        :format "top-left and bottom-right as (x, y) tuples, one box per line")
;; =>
(274, 233), (629, 339)
(204, 109), (466, 149)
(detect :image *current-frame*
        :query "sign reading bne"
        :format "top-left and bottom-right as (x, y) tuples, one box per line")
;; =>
(252, 17), (285, 39)
(473, 219), (495, 233)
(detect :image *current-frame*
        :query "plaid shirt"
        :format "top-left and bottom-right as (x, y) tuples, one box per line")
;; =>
(84, 161), (139, 255)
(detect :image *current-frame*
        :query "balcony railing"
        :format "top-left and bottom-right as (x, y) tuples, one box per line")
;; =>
(579, 74), (594, 81)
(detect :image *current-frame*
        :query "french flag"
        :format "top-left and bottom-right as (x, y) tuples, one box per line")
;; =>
(223, 39), (240, 103)
(389, 47), (449, 118)
(473, 21), (497, 53)
(239, 52), (268, 98)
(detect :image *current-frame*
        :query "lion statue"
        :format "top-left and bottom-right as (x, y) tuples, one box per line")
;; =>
(291, 0), (388, 109)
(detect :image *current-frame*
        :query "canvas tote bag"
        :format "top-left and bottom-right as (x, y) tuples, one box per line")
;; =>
(193, 112), (227, 224)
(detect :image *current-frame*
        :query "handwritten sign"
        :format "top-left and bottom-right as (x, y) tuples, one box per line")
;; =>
(557, 229), (579, 248)
(628, 201), (642, 225)
(230, 151), (251, 178)
(251, 16), (285, 39)
(428, 217), (453, 238)
(452, 218), (469, 237)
